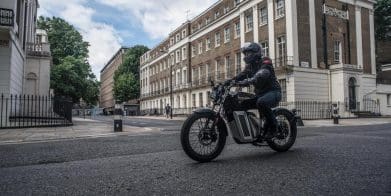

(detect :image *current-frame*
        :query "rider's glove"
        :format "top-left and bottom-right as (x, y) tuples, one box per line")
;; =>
(223, 79), (234, 86)
(236, 80), (250, 87)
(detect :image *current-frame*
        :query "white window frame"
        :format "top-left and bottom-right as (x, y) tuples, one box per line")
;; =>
(215, 32), (221, 47)
(234, 22), (240, 38)
(182, 47), (187, 60)
(176, 33), (180, 42)
(276, 36), (286, 66)
(259, 6), (268, 26)
(275, 0), (285, 19)
(224, 27), (230, 43)
(206, 37), (211, 51)
(176, 50), (181, 63)
(334, 40), (341, 64)
(215, 11), (220, 19)
(246, 14), (253, 32)
(198, 41), (203, 55)
(191, 45), (196, 57)
(182, 29), (186, 38)
(261, 41), (269, 57)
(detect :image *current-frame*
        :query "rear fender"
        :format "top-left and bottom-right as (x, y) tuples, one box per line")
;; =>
(273, 108), (296, 123)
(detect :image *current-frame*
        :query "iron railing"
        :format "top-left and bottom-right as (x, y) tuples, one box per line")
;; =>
(0, 94), (73, 129)
(141, 99), (381, 119)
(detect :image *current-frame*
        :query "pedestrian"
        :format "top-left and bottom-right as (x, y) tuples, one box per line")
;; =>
(165, 104), (171, 118)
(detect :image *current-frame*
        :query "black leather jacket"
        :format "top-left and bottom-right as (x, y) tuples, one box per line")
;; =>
(233, 57), (281, 95)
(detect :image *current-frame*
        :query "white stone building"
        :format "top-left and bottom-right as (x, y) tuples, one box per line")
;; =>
(139, 0), (391, 118)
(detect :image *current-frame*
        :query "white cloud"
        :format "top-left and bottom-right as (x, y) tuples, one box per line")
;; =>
(97, 0), (216, 39)
(38, 0), (122, 80)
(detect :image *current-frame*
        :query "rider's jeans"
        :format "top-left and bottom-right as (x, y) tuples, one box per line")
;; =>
(240, 90), (282, 130)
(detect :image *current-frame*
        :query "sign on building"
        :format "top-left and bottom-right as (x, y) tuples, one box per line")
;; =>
(323, 5), (349, 20)
(0, 8), (14, 26)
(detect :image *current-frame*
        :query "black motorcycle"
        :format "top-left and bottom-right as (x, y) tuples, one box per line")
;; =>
(180, 81), (297, 162)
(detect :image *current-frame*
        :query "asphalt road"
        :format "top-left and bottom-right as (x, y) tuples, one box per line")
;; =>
(0, 123), (390, 195)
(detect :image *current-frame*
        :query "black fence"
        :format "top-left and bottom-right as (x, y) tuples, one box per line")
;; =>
(140, 99), (380, 120)
(0, 94), (73, 129)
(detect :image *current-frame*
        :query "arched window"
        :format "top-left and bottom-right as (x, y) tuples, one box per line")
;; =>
(348, 77), (357, 110)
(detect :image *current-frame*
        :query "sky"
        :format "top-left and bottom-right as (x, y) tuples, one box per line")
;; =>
(38, 0), (217, 80)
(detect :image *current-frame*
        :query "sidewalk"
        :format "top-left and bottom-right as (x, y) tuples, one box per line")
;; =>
(135, 115), (391, 127)
(0, 117), (161, 145)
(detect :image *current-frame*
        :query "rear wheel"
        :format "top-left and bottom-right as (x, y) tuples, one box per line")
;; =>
(267, 109), (297, 152)
(180, 112), (226, 162)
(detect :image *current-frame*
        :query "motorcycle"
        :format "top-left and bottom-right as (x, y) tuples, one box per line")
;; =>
(180, 81), (297, 162)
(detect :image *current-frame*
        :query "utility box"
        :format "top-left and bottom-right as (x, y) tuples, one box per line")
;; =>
(114, 103), (123, 132)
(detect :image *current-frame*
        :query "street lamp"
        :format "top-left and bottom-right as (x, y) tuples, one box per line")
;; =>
(160, 49), (173, 119)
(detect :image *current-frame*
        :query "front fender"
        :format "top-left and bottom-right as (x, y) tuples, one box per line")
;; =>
(192, 108), (228, 137)
(193, 108), (216, 115)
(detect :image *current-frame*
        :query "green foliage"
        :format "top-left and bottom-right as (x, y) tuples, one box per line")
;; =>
(38, 16), (89, 65)
(375, 0), (391, 41)
(113, 45), (149, 102)
(113, 73), (139, 102)
(37, 16), (99, 105)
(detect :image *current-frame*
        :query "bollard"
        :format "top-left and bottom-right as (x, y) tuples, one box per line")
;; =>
(114, 102), (123, 132)
(332, 103), (340, 124)
(292, 109), (304, 126)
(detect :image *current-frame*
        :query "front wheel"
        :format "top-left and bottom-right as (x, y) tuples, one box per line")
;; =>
(180, 112), (227, 162)
(267, 109), (297, 152)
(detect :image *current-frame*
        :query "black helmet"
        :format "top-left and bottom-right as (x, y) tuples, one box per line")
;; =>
(241, 42), (263, 65)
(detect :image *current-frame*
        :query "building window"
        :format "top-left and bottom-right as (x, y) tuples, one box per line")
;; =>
(215, 11), (220, 19)
(206, 38), (211, 51)
(198, 41), (203, 54)
(259, 6), (268, 25)
(334, 41), (341, 64)
(176, 50), (181, 63)
(234, 22), (240, 38)
(192, 94), (196, 107)
(191, 45), (196, 57)
(234, 0), (241, 6)
(224, 6), (230, 14)
(182, 47), (187, 60)
(246, 14), (253, 32)
(170, 37), (174, 46)
(279, 79), (287, 102)
(206, 17), (210, 24)
(182, 29), (187, 38)
(260, 41), (269, 57)
(225, 56), (231, 78)
(176, 33), (180, 42)
(387, 94), (391, 106)
(276, 0), (285, 18)
(199, 93), (204, 107)
(276, 36), (286, 66)
(235, 52), (241, 74)
(224, 27), (230, 43)
(198, 22), (202, 29)
(215, 32), (221, 47)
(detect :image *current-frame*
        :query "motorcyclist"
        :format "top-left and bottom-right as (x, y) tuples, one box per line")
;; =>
(224, 42), (282, 138)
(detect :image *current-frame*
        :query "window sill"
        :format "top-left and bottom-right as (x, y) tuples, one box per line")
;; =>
(245, 29), (253, 33)
(259, 22), (268, 27)
(275, 15), (285, 20)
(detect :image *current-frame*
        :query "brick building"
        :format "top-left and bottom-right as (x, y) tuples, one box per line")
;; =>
(140, 0), (391, 117)
(100, 47), (128, 114)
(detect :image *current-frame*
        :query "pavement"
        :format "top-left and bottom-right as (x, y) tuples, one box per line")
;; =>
(0, 117), (162, 145)
(0, 115), (391, 144)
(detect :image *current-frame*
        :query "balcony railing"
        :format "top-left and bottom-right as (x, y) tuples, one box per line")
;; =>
(26, 42), (51, 57)
(0, 8), (14, 27)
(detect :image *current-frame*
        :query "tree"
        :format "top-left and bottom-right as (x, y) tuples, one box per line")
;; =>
(113, 45), (149, 102)
(375, 0), (391, 41)
(113, 73), (139, 102)
(37, 16), (99, 105)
